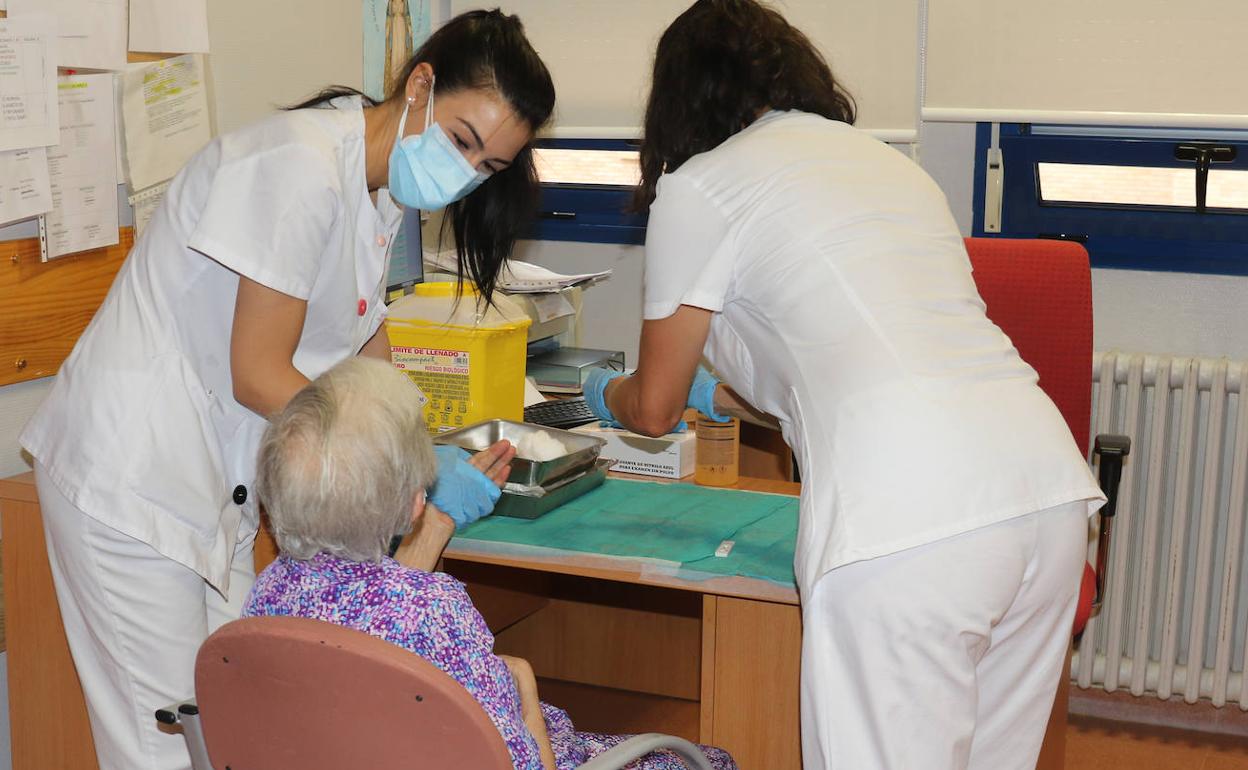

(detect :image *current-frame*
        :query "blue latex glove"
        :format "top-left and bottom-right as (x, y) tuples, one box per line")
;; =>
(689, 366), (731, 422)
(429, 445), (501, 528)
(583, 367), (627, 424)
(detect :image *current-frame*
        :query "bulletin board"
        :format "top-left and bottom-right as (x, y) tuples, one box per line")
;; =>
(0, 227), (133, 388)
(0, 43), (174, 387)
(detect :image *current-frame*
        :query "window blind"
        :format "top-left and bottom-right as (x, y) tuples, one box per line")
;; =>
(452, 0), (920, 141)
(923, 0), (1248, 129)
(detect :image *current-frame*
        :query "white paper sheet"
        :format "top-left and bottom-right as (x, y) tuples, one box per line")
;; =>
(40, 73), (119, 260)
(128, 0), (210, 54)
(8, 0), (127, 71)
(425, 250), (613, 293)
(499, 260), (611, 293)
(0, 146), (53, 225)
(127, 180), (168, 240)
(523, 377), (546, 408)
(122, 54), (212, 192)
(0, 15), (60, 152)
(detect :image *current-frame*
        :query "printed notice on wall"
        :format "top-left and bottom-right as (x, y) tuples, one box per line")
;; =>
(0, 14), (60, 152)
(122, 54), (212, 192)
(39, 73), (119, 260)
(0, 146), (53, 225)
(9, 0), (127, 71)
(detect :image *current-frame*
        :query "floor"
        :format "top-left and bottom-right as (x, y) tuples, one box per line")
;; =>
(544, 675), (1248, 769)
(1066, 716), (1248, 770)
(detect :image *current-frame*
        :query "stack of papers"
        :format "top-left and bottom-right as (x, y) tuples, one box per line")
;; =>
(424, 250), (611, 293)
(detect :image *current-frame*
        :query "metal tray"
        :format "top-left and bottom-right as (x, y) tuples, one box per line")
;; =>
(492, 458), (612, 519)
(434, 419), (606, 487)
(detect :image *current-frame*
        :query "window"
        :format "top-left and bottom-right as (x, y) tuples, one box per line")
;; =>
(535, 147), (641, 188)
(973, 124), (1248, 275)
(530, 139), (647, 246)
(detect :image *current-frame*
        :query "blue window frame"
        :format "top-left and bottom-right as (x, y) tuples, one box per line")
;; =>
(529, 138), (647, 245)
(972, 123), (1248, 276)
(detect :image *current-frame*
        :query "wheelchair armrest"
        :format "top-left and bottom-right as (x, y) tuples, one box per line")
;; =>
(1091, 434), (1132, 610)
(154, 700), (213, 770)
(577, 733), (714, 770)
(154, 700), (198, 726)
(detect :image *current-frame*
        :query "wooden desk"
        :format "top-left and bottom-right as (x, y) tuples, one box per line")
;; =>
(442, 475), (804, 770)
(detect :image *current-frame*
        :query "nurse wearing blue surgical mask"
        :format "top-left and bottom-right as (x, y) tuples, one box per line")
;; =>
(19, 10), (553, 770)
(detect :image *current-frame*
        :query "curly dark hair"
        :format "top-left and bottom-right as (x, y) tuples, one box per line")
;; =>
(635, 0), (856, 210)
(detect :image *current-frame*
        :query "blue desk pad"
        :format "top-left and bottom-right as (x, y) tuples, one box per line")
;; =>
(456, 479), (798, 585)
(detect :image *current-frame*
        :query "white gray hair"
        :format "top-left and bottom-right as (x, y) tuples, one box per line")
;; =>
(256, 357), (436, 562)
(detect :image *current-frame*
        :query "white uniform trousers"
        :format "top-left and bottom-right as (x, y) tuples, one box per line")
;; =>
(800, 502), (1087, 770)
(36, 463), (257, 770)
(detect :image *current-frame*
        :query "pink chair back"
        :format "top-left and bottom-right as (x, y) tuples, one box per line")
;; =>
(195, 616), (514, 770)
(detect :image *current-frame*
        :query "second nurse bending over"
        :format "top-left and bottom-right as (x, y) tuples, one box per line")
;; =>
(20, 10), (552, 770)
(584, 2), (1105, 769)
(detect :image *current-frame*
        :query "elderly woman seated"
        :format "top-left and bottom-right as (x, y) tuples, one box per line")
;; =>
(243, 358), (736, 770)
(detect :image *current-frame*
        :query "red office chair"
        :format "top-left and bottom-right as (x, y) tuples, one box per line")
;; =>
(157, 616), (714, 770)
(963, 237), (1129, 636)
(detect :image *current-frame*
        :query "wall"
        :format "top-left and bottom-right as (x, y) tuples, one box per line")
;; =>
(518, 120), (1248, 366)
(205, 0), (363, 134)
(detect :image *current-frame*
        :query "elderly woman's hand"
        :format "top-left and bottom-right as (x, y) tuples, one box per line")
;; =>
(428, 440), (516, 528)
(467, 439), (517, 486)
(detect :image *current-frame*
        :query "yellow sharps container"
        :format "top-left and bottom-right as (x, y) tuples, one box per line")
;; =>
(386, 282), (531, 433)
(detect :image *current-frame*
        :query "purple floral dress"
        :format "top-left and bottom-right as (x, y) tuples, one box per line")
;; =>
(243, 553), (736, 770)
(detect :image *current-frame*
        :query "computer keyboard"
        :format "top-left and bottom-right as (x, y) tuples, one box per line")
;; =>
(523, 396), (599, 430)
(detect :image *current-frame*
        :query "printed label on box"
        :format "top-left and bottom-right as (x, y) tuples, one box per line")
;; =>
(392, 346), (471, 432)
(609, 458), (682, 479)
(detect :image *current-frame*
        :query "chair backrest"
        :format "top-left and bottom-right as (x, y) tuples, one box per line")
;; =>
(963, 237), (1093, 455)
(195, 616), (514, 770)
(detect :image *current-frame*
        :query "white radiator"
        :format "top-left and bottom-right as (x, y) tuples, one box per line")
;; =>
(1073, 352), (1248, 709)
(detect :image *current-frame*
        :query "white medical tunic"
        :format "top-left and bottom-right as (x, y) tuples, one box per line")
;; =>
(643, 111), (1104, 595)
(22, 96), (402, 591)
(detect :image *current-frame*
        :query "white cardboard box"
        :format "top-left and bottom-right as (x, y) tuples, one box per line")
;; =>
(570, 423), (695, 479)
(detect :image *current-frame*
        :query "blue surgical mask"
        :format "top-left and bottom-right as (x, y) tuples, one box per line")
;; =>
(388, 80), (488, 211)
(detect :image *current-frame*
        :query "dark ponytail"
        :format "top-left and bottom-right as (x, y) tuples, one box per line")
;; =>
(635, 0), (855, 211)
(285, 87), (377, 111)
(291, 9), (555, 304)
